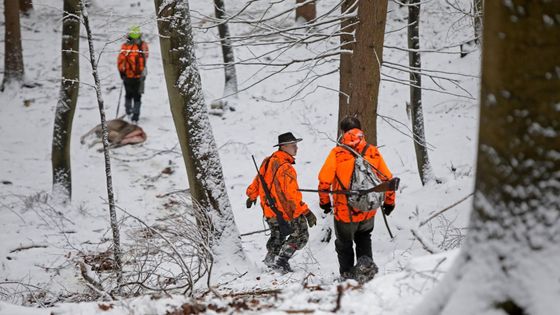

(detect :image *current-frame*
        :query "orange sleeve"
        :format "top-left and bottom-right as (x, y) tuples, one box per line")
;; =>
(371, 147), (395, 206)
(246, 176), (260, 201)
(117, 44), (126, 73)
(276, 164), (309, 218)
(318, 149), (336, 206)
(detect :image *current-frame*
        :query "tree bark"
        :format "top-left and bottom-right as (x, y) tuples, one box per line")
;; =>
(154, 0), (243, 254)
(295, 0), (316, 23)
(408, 0), (434, 185)
(19, 0), (33, 13)
(2, 0), (24, 89)
(52, 0), (81, 200)
(80, 0), (123, 290)
(213, 0), (238, 97)
(473, 0), (483, 44)
(416, 1), (560, 314)
(338, 0), (388, 145)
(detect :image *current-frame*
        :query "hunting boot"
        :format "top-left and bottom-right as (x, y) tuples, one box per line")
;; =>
(351, 256), (378, 284)
(124, 97), (132, 117)
(263, 252), (276, 267)
(132, 99), (141, 123)
(274, 255), (293, 273)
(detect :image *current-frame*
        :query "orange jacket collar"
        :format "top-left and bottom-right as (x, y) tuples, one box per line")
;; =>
(273, 149), (295, 164)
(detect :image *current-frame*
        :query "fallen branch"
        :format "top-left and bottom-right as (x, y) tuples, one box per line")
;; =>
(9, 244), (48, 253)
(78, 261), (112, 300)
(411, 228), (440, 254)
(419, 192), (474, 227)
(240, 228), (269, 237)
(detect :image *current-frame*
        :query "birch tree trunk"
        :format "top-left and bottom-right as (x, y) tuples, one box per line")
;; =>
(408, 0), (434, 185)
(213, 0), (238, 98)
(80, 0), (123, 290)
(2, 0), (24, 89)
(52, 0), (81, 200)
(338, 0), (388, 145)
(154, 0), (243, 255)
(416, 1), (560, 314)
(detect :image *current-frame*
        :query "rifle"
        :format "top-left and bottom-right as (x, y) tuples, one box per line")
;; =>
(251, 155), (293, 238)
(299, 177), (400, 195)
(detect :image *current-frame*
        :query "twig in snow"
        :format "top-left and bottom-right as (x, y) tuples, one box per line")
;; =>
(9, 244), (48, 253)
(419, 192), (474, 227)
(411, 228), (440, 254)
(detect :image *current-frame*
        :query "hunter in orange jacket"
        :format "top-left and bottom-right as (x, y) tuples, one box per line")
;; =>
(318, 129), (395, 223)
(246, 150), (310, 221)
(318, 117), (396, 281)
(246, 132), (317, 273)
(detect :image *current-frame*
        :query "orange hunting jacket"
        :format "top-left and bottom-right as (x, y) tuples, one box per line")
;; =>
(318, 129), (395, 223)
(246, 150), (310, 221)
(117, 40), (149, 79)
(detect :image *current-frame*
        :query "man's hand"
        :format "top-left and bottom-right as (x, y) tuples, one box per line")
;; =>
(382, 203), (395, 216)
(319, 202), (332, 214)
(120, 72), (126, 80)
(304, 211), (317, 227)
(246, 198), (256, 209)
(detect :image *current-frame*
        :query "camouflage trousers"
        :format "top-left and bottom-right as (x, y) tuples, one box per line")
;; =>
(266, 215), (309, 259)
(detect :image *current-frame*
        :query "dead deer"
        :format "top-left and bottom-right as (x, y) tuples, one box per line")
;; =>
(80, 118), (147, 149)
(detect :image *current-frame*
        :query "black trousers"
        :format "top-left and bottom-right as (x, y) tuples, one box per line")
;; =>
(123, 78), (142, 121)
(334, 217), (375, 274)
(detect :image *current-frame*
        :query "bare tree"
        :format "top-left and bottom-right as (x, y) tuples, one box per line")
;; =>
(213, 0), (237, 98)
(473, 0), (483, 44)
(295, 0), (316, 23)
(407, 0), (435, 185)
(337, 0), (388, 144)
(416, 1), (560, 314)
(2, 0), (24, 89)
(79, 0), (123, 290)
(154, 0), (243, 255)
(52, 0), (81, 200)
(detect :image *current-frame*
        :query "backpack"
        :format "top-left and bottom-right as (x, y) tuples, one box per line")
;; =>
(120, 41), (146, 78)
(341, 144), (385, 212)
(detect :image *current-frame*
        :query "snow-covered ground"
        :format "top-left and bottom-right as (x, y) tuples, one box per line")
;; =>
(0, 0), (479, 313)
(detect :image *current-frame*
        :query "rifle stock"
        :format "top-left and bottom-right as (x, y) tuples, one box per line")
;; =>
(251, 155), (293, 238)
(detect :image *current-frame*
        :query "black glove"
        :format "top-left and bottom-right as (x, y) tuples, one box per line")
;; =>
(304, 211), (317, 227)
(320, 202), (332, 214)
(382, 203), (395, 216)
(120, 72), (125, 80)
(246, 198), (256, 209)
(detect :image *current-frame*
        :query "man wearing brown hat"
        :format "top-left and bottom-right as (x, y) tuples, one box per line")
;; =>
(246, 132), (317, 272)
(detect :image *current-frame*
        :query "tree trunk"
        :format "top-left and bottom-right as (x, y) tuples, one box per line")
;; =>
(337, 0), (357, 132)
(473, 0), (483, 44)
(80, 1), (123, 290)
(213, 0), (238, 97)
(408, 0), (434, 185)
(154, 0), (243, 254)
(416, 1), (560, 314)
(52, 0), (80, 200)
(19, 0), (33, 14)
(2, 0), (24, 89)
(295, 0), (316, 24)
(338, 0), (388, 145)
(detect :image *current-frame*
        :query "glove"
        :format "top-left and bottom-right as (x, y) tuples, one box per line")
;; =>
(319, 202), (332, 214)
(246, 198), (256, 209)
(120, 72), (125, 80)
(304, 210), (317, 227)
(382, 203), (395, 216)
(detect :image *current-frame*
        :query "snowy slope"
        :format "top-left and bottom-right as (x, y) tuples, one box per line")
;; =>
(0, 0), (479, 313)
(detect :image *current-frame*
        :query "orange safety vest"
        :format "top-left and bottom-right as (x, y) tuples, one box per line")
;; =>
(318, 129), (396, 223)
(246, 150), (310, 221)
(117, 40), (149, 79)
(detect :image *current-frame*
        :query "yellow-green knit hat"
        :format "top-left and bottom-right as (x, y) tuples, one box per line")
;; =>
(128, 25), (141, 39)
